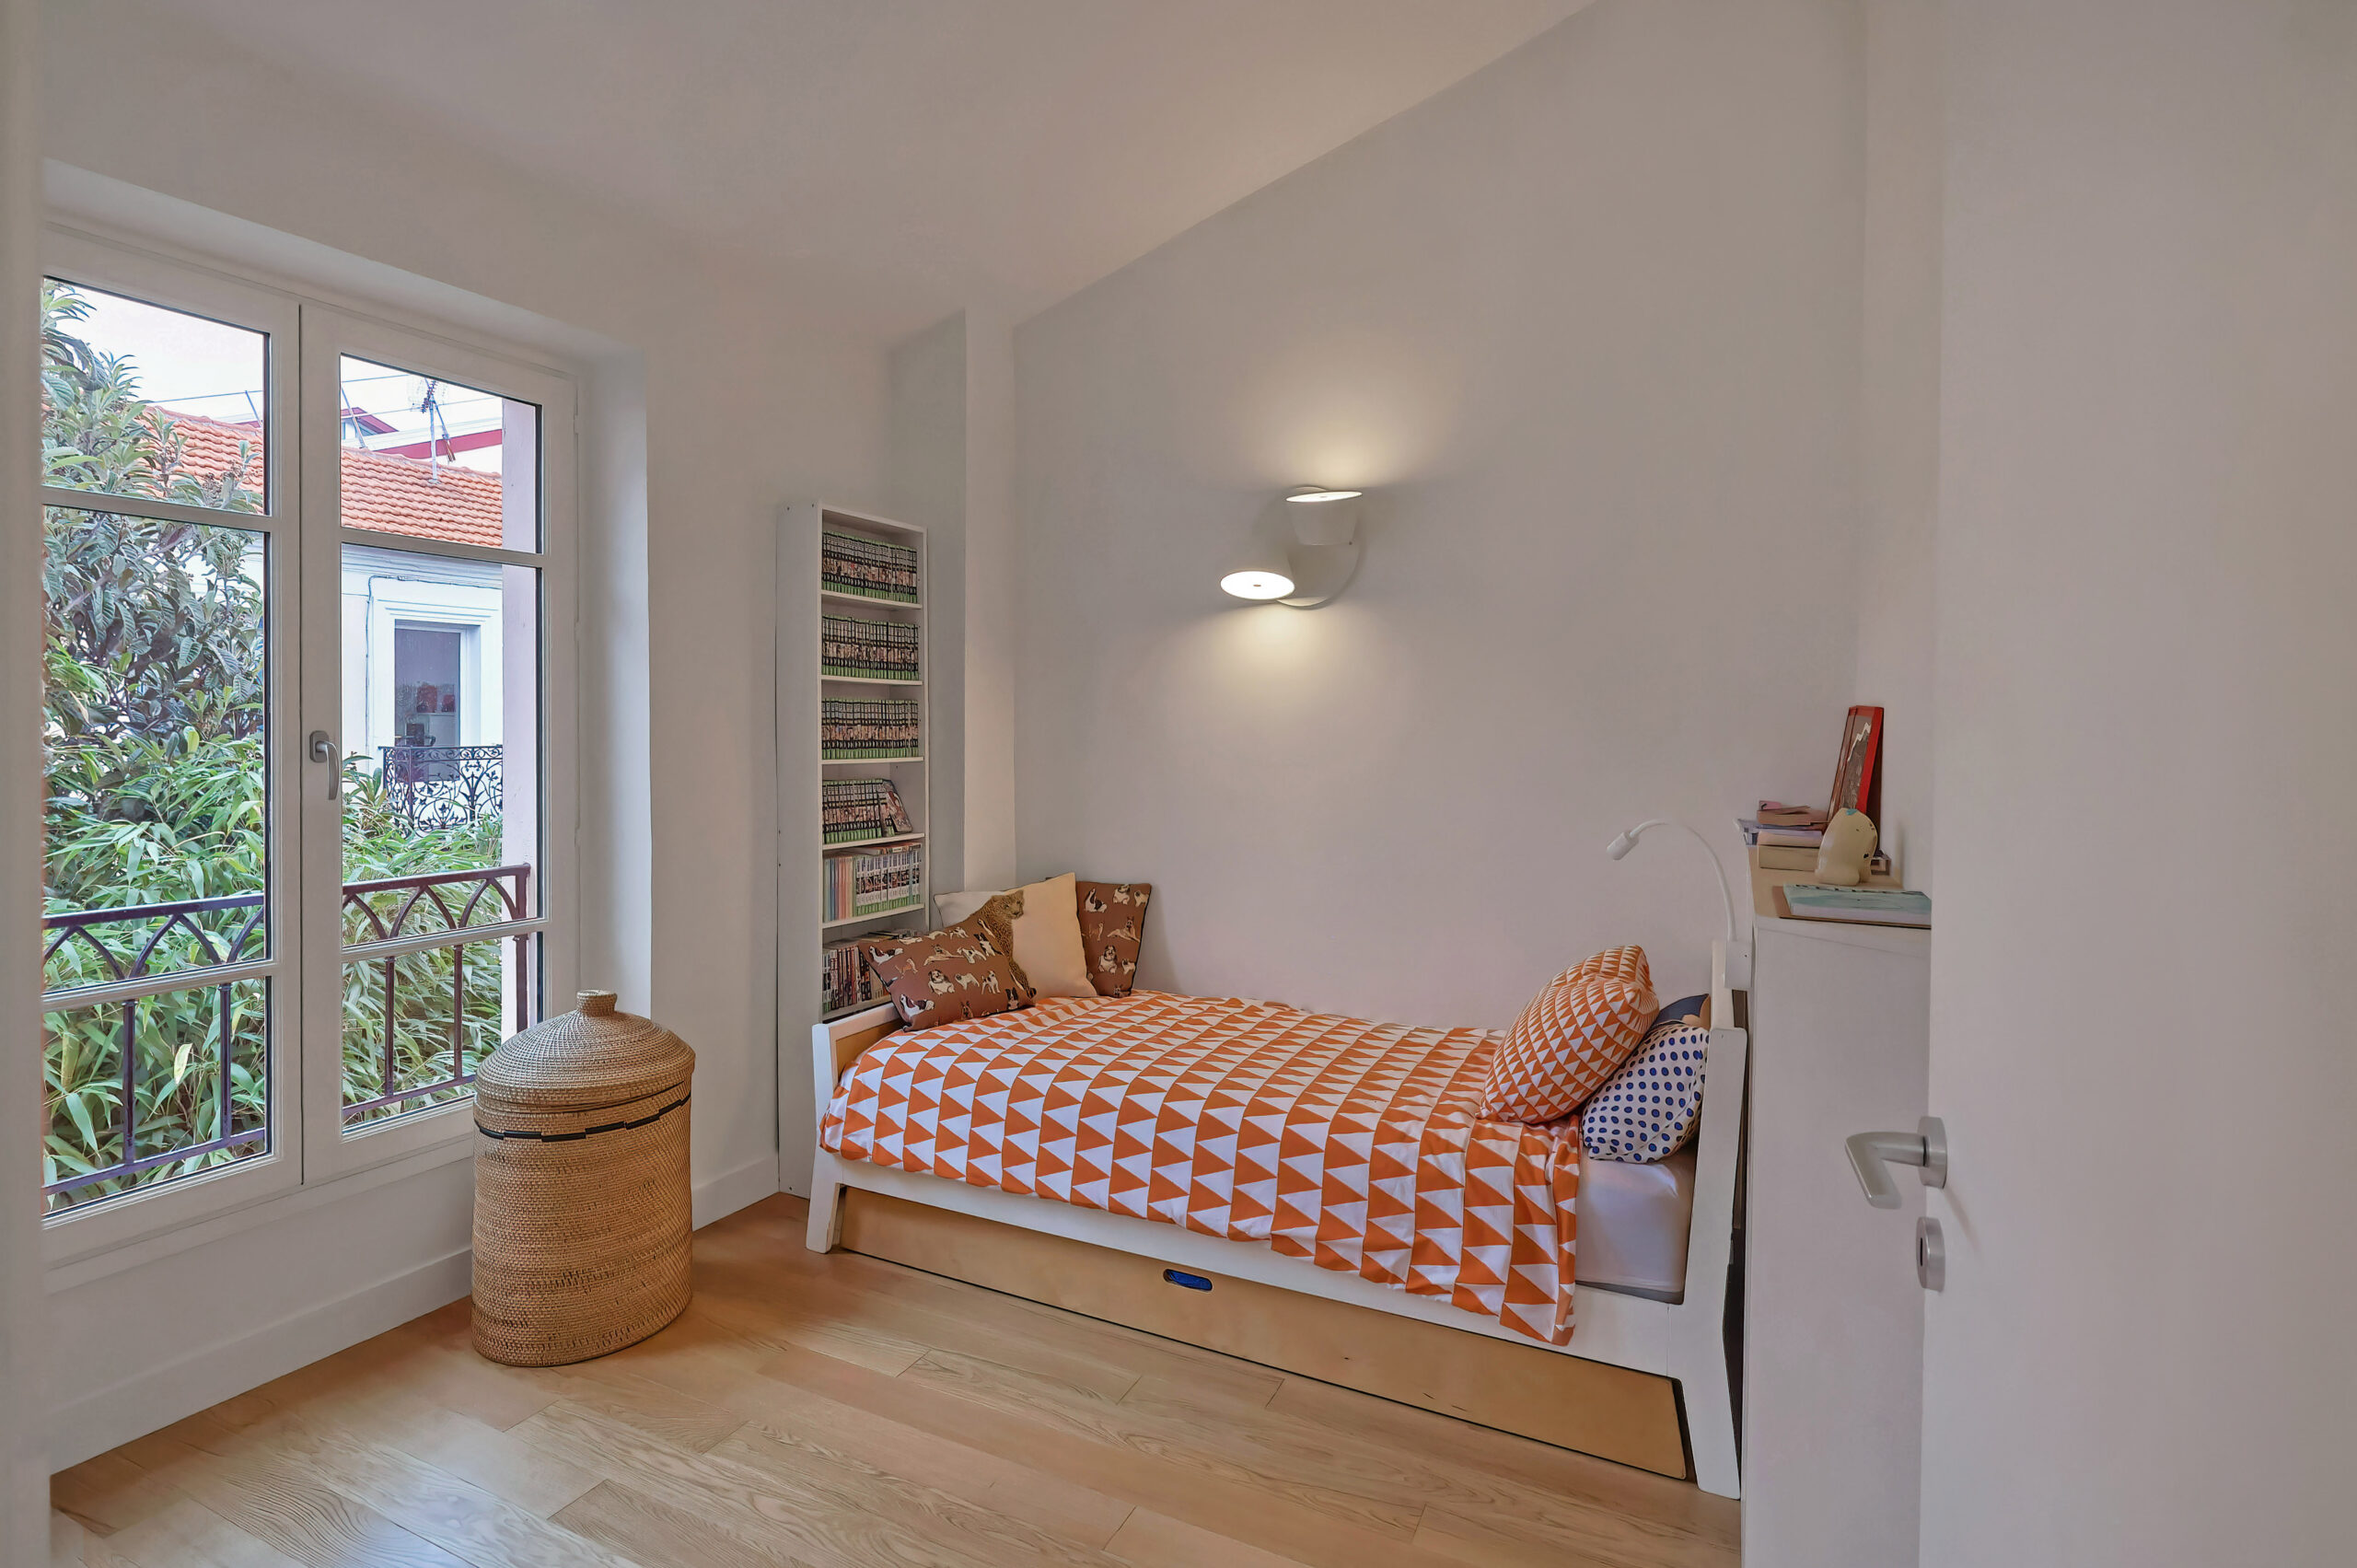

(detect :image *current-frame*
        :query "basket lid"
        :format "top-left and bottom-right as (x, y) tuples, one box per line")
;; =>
(476, 991), (694, 1113)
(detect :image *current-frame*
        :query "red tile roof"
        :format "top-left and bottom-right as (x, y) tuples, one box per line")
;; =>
(159, 410), (506, 549)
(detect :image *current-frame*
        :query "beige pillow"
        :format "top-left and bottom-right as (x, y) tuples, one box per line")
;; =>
(934, 889), (1000, 928)
(958, 873), (1094, 998)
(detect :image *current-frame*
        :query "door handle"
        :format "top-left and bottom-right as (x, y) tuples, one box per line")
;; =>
(1845, 1116), (1947, 1208)
(308, 730), (342, 801)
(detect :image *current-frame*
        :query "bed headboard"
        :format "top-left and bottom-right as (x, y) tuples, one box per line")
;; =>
(813, 1004), (901, 1129)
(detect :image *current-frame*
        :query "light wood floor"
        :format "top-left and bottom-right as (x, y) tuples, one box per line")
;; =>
(50, 1193), (1738, 1568)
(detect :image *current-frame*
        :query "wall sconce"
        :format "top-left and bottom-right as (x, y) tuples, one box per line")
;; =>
(1219, 485), (1364, 608)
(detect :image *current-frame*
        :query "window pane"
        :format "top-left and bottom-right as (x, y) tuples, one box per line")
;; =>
(44, 978), (269, 1214)
(42, 505), (270, 987)
(338, 355), (538, 551)
(339, 543), (540, 1126)
(41, 278), (268, 512)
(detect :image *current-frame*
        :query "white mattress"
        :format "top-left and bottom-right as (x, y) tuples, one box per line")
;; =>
(1577, 1146), (1698, 1300)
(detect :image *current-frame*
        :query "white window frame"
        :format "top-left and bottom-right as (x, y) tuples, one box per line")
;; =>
(38, 225), (580, 1265)
(37, 229), (306, 1259)
(298, 303), (577, 1183)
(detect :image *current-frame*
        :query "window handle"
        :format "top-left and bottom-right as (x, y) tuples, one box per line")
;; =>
(308, 730), (342, 800)
(1846, 1116), (1947, 1209)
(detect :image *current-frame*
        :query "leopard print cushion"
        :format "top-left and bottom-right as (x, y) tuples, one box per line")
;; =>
(861, 894), (1034, 1029)
(1074, 881), (1153, 996)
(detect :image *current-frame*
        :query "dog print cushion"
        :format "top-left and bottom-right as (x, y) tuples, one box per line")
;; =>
(861, 898), (1034, 1029)
(1478, 945), (1658, 1123)
(1581, 993), (1709, 1161)
(1075, 881), (1153, 996)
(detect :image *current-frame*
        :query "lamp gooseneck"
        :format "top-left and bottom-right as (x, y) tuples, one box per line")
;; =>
(1603, 817), (1747, 990)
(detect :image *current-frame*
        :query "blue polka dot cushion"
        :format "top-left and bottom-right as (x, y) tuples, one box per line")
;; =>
(1580, 993), (1709, 1162)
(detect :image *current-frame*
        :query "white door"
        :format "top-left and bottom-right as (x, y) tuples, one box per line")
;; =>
(1921, 5), (2357, 1563)
(1746, 922), (1930, 1567)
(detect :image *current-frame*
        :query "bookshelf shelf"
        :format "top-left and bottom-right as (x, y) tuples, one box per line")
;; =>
(822, 587), (922, 610)
(820, 831), (925, 853)
(785, 503), (930, 1025)
(822, 906), (925, 930)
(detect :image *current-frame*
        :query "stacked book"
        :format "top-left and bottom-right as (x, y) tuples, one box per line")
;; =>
(821, 530), (919, 603)
(821, 777), (914, 844)
(821, 938), (895, 1016)
(822, 698), (920, 759)
(1736, 800), (1829, 871)
(825, 844), (923, 922)
(822, 615), (921, 681)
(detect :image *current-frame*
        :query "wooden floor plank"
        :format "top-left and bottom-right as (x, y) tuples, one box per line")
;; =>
(100, 1496), (310, 1568)
(1268, 1376), (1740, 1551)
(60, 1191), (1736, 1568)
(1106, 1507), (1315, 1568)
(382, 1407), (602, 1520)
(51, 1450), (186, 1538)
(516, 1397), (1117, 1568)
(903, 1348), (1427, 1539)
(1121, 1375), (1734, 1568)
(731, 1374), (1134, 1546)
(552, 1481), (798, 1568)
(756, 1343), (1446, 1568)
(242, 1412), (635, 1568)
(123, 1431), (473, 1568)
(592, 1326), (1134, 1547)
(715, 1415), (1120, 1563)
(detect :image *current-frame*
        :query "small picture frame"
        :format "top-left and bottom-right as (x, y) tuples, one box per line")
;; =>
(1828, 705), (1885, 820)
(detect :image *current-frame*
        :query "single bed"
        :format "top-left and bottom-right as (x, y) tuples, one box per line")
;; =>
(804, 961), (1746, 1496)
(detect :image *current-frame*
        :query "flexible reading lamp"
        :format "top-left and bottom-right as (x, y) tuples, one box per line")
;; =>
(1606, 819), (1748, 1007)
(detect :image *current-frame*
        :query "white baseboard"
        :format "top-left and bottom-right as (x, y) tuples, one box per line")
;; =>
(692, 1155), (782, 1230)
(47, 1247), (472, 1473)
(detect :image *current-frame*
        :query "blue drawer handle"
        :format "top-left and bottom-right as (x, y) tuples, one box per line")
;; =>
(1161, 1269), (1213, 1292)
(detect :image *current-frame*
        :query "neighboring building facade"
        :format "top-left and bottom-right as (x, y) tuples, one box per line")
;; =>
(167, 410), (517, 808)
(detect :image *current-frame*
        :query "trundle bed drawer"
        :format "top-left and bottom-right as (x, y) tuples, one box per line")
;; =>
(839, 1189), (1690, 1478)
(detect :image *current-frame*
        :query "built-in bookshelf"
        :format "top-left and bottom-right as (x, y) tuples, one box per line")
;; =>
(781, 504), (929, 1027)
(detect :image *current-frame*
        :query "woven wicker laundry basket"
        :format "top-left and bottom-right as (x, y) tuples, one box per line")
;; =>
(471, 990), (696, 1366)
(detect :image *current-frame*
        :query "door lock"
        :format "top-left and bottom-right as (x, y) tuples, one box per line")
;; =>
(1916, 1215), (1945, 1291)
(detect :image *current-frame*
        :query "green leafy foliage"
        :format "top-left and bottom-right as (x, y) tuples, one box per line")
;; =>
(40, 282), (513, 1212)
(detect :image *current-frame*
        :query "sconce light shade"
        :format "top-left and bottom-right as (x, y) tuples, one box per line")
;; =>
(1284, 485), (1364, 548)
(1219, 533), (1296, 600)
(1221, 485), (1366, 607)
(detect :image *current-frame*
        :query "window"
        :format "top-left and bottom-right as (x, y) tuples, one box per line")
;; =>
(37, 230), (573, 1240)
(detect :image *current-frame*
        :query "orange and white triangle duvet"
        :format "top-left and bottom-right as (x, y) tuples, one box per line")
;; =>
(821, 991), (1581, 1343)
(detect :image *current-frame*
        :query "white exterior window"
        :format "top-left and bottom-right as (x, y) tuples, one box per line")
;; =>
(36, 226), (575, 1254)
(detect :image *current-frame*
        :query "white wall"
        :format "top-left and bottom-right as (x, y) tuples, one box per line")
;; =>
(1015, 0), (1866, 1022)
(1854, 0), (1940, 894)
(35, 0), (898, 1464)
(1922, 2), (2357, 1561)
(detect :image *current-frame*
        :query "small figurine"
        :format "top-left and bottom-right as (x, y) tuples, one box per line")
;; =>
(1813, 807), (1878, 886)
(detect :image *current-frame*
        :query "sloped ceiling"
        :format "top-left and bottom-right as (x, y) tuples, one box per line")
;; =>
(151, 0), (1587, 320)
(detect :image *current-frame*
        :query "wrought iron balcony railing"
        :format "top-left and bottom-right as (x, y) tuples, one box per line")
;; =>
(380, 744), (504, 830)
(41, 861), (532, 1207)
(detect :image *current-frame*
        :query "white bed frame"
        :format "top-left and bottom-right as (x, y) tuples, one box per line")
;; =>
(804, 958), (1747, 1499)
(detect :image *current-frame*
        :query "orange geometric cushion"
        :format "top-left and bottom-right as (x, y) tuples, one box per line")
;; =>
(1479, 945), (1660, 1122)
